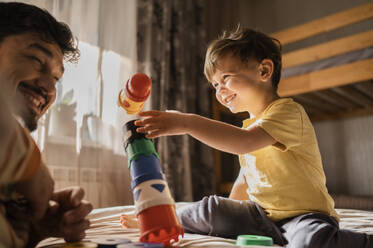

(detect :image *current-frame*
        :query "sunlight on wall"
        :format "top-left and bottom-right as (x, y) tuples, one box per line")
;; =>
(60, 42), (100, 118)
(37, 41), (135, 207)
(45, 41), (135, 152)
(101, 50), (121, 125)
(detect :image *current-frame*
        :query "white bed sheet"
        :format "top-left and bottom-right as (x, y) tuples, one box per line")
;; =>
(38, 204), (373, 247)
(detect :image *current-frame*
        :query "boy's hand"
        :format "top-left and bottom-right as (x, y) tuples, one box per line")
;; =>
(135, 110), (189, 138)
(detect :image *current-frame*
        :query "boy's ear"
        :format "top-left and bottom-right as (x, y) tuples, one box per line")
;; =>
(258, 59), (274, 82)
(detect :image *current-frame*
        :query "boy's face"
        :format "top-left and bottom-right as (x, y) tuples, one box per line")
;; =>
(0, 32), (64, 131)
(211, 54), (266, 114)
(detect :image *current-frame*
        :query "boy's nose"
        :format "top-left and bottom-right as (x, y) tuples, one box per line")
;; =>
(216, 84), (231, 97)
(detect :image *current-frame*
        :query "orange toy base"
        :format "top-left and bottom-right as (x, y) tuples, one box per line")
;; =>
(138, 205), (184, 245)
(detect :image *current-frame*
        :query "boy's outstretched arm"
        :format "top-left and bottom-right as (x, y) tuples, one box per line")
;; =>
(136, 110), (276, 155)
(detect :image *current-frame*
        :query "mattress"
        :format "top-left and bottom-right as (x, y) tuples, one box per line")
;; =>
(37, 204), (373, 247)
(282, 46), (373, 79)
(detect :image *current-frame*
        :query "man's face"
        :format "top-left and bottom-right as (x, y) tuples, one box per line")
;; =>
(0, 33), (64, 131)
(211, 55), (263, 114)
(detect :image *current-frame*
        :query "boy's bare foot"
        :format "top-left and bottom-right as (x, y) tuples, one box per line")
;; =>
(120, 213), (139, 228)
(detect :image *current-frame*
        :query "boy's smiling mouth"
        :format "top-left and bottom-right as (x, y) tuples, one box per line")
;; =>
(224, 94), (236, 104)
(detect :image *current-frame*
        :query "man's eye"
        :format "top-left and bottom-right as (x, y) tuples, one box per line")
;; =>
(32, 56), (43, 64)
(27, 55), (43, 66)
(212, 83), (219, 88)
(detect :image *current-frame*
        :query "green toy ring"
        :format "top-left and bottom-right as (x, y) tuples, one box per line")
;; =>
(236, 235), (274, 246)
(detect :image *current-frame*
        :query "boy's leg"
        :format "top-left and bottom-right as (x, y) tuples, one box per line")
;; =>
(279, 212), (372, 248)
(176, 195), (286, 245)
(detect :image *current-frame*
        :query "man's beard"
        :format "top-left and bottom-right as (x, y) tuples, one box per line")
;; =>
(13, 93), (39, 132)
(23, 112), (38, 132)
(17, 107), (38, 132)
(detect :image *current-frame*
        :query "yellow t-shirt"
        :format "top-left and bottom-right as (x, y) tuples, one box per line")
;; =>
(239, 98), (338, 222)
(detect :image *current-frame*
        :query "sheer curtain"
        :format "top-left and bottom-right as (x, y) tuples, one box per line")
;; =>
(10, 0), (138, 208)
(5, 0), (216, 205)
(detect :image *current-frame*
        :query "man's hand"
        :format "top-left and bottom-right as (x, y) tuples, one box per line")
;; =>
(51, 187), (93, 241)
(13, 163), (54, 220)
(28, 187), (93, 246)
(135, 110), (189, 138)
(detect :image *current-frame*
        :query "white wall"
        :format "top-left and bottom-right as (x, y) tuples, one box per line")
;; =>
(314, 116), (373, 195)
(250, 0), (373, 196)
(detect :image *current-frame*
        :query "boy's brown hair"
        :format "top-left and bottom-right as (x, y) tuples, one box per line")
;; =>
(204, 27), (282, 91)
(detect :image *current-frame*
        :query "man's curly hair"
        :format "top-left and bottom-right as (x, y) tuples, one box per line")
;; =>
(0, 2), (79, 63)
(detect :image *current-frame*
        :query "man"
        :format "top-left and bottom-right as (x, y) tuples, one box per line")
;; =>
(0, 2), (93, 247)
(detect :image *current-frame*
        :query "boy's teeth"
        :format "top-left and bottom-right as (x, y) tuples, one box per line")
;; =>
(225, 94), (235, 103)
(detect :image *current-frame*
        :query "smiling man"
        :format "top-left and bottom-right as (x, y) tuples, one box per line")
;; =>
(1, 33), (64, 131)
(0, 2), (73, 132)
(0, 2), (92, 248)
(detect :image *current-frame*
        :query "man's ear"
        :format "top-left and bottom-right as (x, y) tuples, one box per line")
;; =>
(258, 59), (274, 82)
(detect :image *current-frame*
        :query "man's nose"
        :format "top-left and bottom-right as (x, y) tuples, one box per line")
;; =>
(37, 75), (56, 95)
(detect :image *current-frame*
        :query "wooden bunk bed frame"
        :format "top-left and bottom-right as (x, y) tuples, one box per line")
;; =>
(214, 2), (373, 195)
(274, 1), (373, 121)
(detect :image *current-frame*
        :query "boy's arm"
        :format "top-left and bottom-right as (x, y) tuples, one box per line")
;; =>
(136, 110), (276, 155)
(229, 167), (249, 201)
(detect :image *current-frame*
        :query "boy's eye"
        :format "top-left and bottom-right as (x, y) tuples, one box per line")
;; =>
(212, 82), (219, 88)
(222, 75), (230, 80)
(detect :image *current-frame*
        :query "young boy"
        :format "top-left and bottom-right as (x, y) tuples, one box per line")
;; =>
(129, 28), (372, 247)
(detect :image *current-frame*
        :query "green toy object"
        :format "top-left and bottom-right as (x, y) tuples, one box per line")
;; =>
(236, 235), (273, 246)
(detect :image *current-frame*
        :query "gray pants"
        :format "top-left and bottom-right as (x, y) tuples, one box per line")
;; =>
(176, 196), (372, 247)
